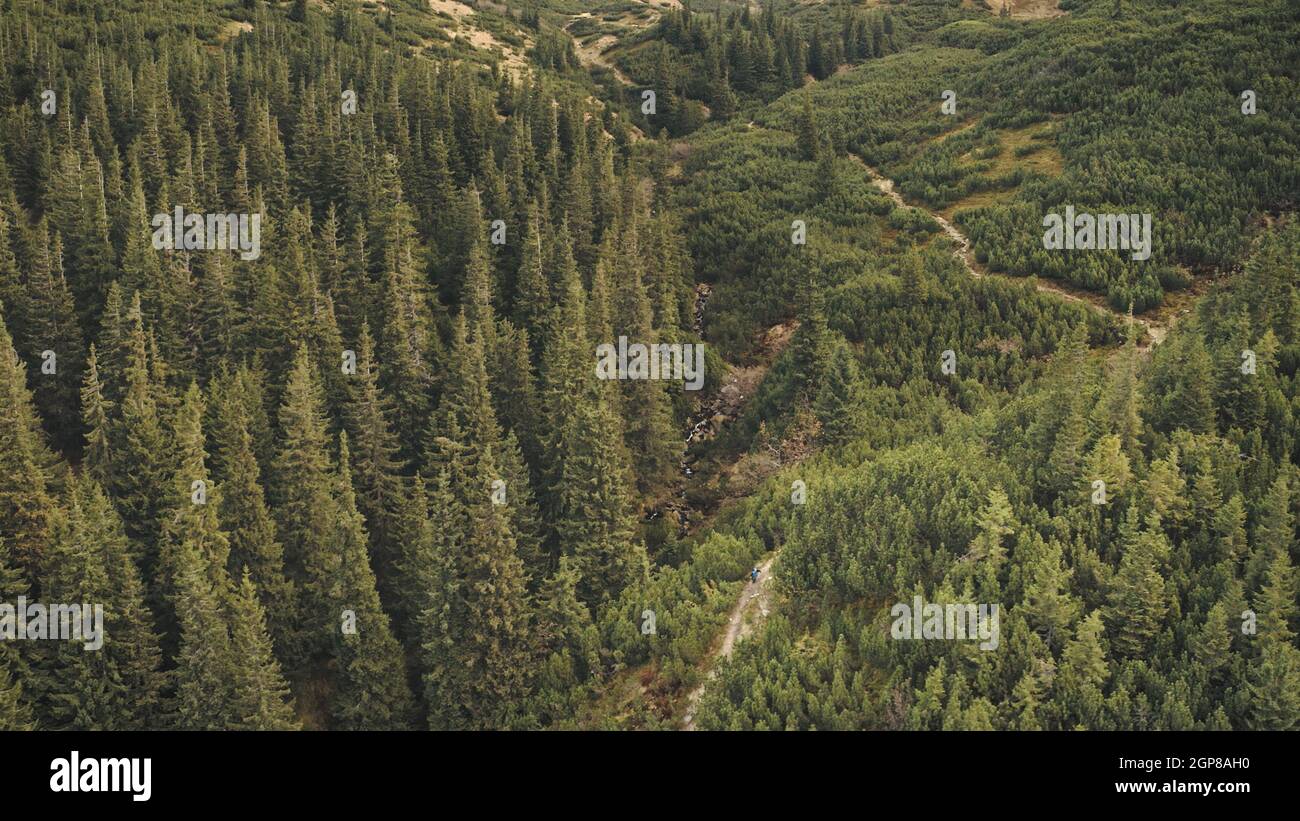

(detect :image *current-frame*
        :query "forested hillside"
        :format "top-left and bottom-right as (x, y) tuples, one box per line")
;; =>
(0, 0), (1296, 732)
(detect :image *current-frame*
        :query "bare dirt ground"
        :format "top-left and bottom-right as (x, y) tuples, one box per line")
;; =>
(563, 1), (678, 86)
(569, 28), (633, 86)
(218, 20), (253, 43)
(428, 0), (529, 73)
(964, 0), (1067, 19)
(429, 0), (472, 19)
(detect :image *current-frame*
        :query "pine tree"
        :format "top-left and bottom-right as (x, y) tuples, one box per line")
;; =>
(110, 293), (171, 568)
(0, 537), (34, 729)
(227, 570), (300, 730)
(156, 384), (232, 657)
(80, 345), (113, 487)
(272, 345), (338, 661)
(421, 320), (535, 728)
(537, 242), (646, 607)
(329, 433), (414, 729)
(1246, 473), (1292, 592)
(212, 383), (296, 658)
(814, 341), (860, 446)
(1245, 643), (1300, 730)
(1105, 518), (1168, 659)
(29, 502), (120, 729)
(1020, 539), (1081, 650)
(343, 322), (406, 600)
(0, 304), (54, 583)
(170, 531), (236, 729)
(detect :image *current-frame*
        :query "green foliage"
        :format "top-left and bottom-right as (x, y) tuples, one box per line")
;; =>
(0, 0), (1294, 734)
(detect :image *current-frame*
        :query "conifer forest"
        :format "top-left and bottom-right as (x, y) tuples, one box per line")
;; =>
(0, 0), (1297, 737)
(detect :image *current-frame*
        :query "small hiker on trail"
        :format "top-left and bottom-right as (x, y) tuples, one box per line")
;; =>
(751, 566), (760, 584)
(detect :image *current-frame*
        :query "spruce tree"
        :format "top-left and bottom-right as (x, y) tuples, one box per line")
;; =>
(109, 293), (171, 568)
(344, 321), (407, 596)
(538, 243), (646, 607)
(899, 247), (927, 303)
(0, 204), (28, 349)
(1020, 539), (1082, 651)
(329, 433), (414, 729)
(81, 477), (164, 731)
(611, 202), (679, 496)
(80, 345), (113, 487)
(1245, 643), (1300, 730)
(170, 532), (237, 730)
(514, 199), (552, 353)
(814, 341), (860, 446)
(31, 499), (124, 730)
(0, 537), (34, 730)
(156, 384), (232, 657)
(213, 385), (296, 658)
(1247, 473), (1292, 592)
(0, 304), (54, 583)
(421, 319), (534, 728)
(376, 209), (437, 464)
(1105, 519), (1168, 659)
(1251, 552), (1297, 648)
(791, 253), (831, 398)
(25, 226), (84, 453)
(272, 345), (338, 661)
(227, 570), (300, 730)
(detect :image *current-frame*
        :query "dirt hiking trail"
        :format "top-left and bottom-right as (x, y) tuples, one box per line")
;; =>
(682, 556), (775, 730)
(850, 154), (1170, 349)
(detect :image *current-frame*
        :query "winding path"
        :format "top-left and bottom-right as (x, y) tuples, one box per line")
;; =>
(850, 154), (1169, 349)
(682, 556), (775, 730)
(674, 157), (1182, 728)
(563, 13), (639, 87)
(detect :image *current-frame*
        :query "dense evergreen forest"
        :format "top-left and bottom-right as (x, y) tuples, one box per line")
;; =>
(0, 0), (1296, 731)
